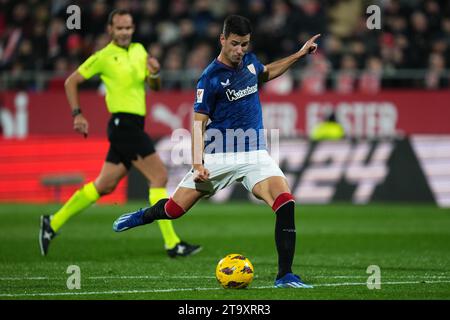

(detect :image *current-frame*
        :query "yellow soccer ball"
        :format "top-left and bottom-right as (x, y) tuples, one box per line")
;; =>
(215, 254), (254, 289)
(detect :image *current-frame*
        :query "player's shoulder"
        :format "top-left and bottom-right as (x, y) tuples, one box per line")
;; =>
(198, 60), (222, 85)
(244, 52), (260, 64)
(89, 42), (115, 59)
(130, 42), (146, 52)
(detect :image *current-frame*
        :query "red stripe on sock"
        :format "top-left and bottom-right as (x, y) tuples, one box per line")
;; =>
(272, 193), (295, 212)
(164, 198), (186, 219)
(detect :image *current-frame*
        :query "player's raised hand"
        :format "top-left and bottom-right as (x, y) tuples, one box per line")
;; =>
(147, 55), (160, 75)
(299, 34), (321, 56)
(193, 164), (210, 183)
(73, 114), (89, 137)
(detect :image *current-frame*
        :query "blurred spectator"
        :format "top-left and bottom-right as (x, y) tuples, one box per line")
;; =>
(349, 40), (367, 69)
(186, 42), (212, 73)
(425, 53), (448, 89)
(359, 56), (382, 94)
(30, 23), (48, 69)
(168, 0), (190, 21)
(178, 18), (197, 51)
(191, 0), (214, 36)
(323, 34), (343, 70)
(247, 0), (266, 26)
(93, 33), (110, 53)
(66, 34), (84, 67)
(407, 11), (430, 68)
(15, 39), (34, 70)
(135, 0), (161, 44)
(422, 0), (441, 33)
(287, 0), (326, 46)
(263, 71), (293, 95)
(300, 52), (330, 94)
(335, 54), (357, 94)
(47, 18), (67, 59)
(1, 0), (449, 91)
(147, 42), (164, 61)
(85, 0), (109, 36)
(47, 57), (70, 90)
(162, 46), (184, 90)
(258, 0), (290, 60)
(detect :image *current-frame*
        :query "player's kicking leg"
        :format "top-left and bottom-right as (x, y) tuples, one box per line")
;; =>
(131, 154), (203, 257)
(113, 186), (204, 256)
(113, 186), (202, 231)
(252, 176), (313, 289)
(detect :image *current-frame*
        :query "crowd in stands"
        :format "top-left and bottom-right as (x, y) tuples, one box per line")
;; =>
(1, 0), (449, 92)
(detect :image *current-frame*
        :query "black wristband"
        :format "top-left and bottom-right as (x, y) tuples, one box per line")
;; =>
(72, 108), (82, 117)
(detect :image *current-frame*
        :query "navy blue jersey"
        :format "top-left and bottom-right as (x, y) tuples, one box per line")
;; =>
(194, 53), (266, 153)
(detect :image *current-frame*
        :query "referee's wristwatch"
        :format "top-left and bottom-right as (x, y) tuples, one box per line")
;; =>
(72, 108), (82, 117)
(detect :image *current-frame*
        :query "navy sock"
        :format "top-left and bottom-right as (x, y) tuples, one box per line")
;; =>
(143, 198), (169, 224)
(274, 201), (296, 280)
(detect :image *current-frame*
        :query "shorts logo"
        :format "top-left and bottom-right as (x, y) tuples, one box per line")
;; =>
(196, 89), (204, 103)
(247, 64), (256, 75)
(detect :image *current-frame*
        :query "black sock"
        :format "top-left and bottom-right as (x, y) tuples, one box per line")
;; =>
(143, 198), (169, 224)
(274, 201), (296, 280)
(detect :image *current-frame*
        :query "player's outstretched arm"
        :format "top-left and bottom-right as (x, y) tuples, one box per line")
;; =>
(260, 34), (321, 82)
(65, 71), (89, 137)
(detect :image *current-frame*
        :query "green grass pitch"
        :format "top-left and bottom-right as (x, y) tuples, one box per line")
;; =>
(0, 202), (449, 300)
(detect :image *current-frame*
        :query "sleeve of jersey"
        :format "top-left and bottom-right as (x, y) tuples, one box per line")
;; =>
(78, 53), (102, 79)
(193, 76), (214, 115)
(140, 44), (150, 77)
(251, 53), (265, 75)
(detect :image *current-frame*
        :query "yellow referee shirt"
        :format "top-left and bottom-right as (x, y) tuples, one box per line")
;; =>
(78, 42), (149, 116)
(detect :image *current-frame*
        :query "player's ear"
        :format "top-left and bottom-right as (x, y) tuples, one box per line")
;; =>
(107, 24), (112, 35)
(220, 34), (225, 47)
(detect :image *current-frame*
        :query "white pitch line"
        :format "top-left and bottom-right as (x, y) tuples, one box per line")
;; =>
(313, 280), (450, 287)
(1, 274), (450, 281)
(88, 275), (217, 280)
(0, 275), (216, 281)
(311, 275), (450, 279)
(1, 280), (450, 298)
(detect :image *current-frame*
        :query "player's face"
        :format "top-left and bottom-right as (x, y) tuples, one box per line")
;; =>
(109, 14), (134, 48)
(221, 33), (251, 66)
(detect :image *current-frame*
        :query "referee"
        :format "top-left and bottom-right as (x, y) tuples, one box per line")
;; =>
(39, 9), (201, 258)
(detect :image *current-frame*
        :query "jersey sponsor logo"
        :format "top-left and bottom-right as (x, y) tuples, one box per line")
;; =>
(220, 79), (231, 87)
(196, 89), (204, 103)
(226, 84), (258, 102)
(247, 64), (256, 75)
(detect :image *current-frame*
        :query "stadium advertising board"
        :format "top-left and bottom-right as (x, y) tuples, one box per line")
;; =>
(1, 91), (449, 206)
(1, 91), (450, 139)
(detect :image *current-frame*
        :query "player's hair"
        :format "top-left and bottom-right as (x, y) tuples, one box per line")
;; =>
(222, 15), (252, 38)
(107, 9), (133, 25)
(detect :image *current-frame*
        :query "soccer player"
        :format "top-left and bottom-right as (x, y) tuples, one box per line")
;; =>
(39, 9), (201, 258)
(113, 15), (320, 288)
